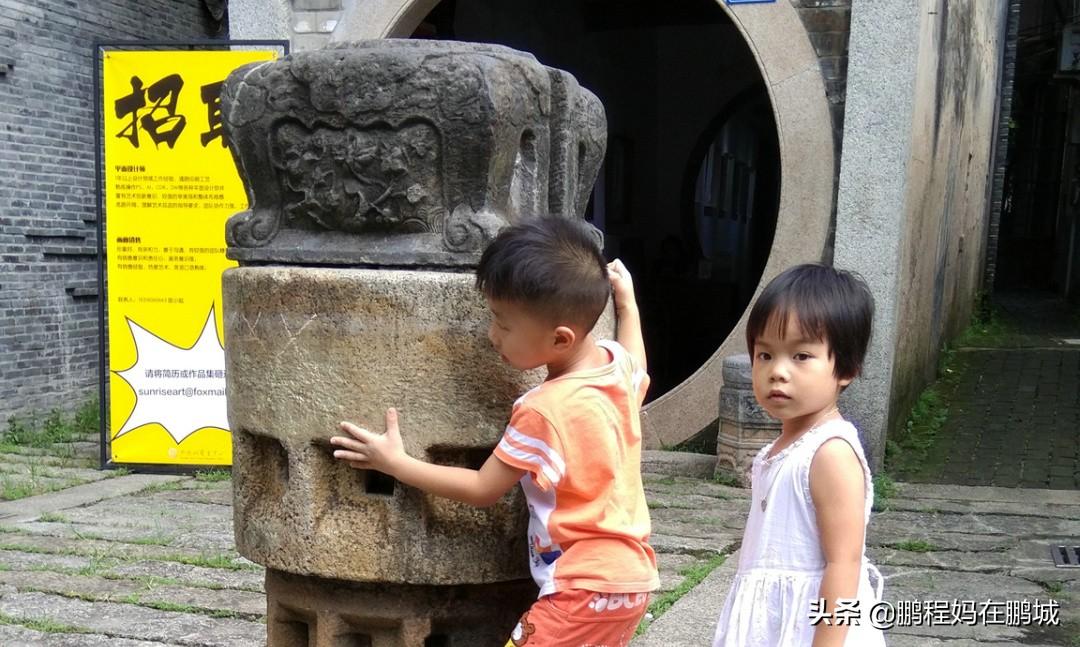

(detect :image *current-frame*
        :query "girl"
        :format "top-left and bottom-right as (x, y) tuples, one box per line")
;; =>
(713, 264), (886, 647)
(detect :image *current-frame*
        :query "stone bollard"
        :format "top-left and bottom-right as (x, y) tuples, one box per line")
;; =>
(715, 354), (781, 486)
(220, 40), (609, 646)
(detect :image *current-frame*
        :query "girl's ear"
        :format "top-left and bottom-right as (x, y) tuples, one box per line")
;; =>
(552, 325), (576, 351)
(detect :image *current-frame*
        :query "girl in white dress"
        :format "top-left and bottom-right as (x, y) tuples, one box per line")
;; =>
(713, 264), (887, 647)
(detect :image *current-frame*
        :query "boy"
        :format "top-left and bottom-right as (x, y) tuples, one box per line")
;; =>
(330, 216), (660, 647)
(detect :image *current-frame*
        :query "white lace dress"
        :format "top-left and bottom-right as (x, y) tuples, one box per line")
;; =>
(712, 419), (887, 647)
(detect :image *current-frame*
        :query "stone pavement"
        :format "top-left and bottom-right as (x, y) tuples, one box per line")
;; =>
(0, 447), (1075, 645)
(892, 291), (1080, 489)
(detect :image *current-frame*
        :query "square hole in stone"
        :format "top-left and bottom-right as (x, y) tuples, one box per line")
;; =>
(365, 469), (396, 496)
(337, 633), (373, 647)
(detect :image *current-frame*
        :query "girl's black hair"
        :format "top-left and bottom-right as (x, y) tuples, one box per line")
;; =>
(476, 216), (609, 330)
(746, 263), (874, 380)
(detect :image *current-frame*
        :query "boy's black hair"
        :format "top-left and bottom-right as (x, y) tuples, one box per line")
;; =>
(476, 216), (609, 331)
(746, 263), (874, 381)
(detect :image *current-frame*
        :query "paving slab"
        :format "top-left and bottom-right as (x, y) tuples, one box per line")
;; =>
(0, 474), (187, 524)
(0, 591), (266, 646)
(0, 570), (265, 618)
(0, 625), (178, 646)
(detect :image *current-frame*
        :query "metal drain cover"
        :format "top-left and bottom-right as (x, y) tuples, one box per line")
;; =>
(1052, 545), (1080, 568)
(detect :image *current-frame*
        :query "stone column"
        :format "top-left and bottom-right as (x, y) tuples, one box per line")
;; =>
(220, 41), (608, 645)
(833, 1), (920, 471)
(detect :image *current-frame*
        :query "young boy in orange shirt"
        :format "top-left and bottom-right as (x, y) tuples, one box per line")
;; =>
(330, 216), (660, 647)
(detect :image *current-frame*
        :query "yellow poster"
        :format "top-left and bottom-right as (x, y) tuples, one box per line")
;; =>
(102, 49), (276, 466)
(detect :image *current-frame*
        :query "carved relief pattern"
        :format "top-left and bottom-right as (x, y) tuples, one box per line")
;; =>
(270, 122), (445, 234)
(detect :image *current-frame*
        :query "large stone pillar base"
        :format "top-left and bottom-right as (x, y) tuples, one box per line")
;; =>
(266, 569), (537, 647)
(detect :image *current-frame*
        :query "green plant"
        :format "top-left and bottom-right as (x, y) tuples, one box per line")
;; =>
(73, 400), (99, 436)
(0, 612), (91, 634)
(713, 470), (741, 488)
(872, 473), (897, 512)
(637, 554), (727, 636)
(37, 512), (69, 523)
(193, 469), (231, 482)
(892, 539), (935, 552)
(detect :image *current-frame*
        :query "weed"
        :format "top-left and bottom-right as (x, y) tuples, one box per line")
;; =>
(72, 400), (99, 436)
(713, 471), (741, 488)
(637, 554), (727, 636)
(892, 539), (935, 552)
(0, 612), (91, 634)
(164, 553), (258, 571)
(37, 512), (69, 523)
(872, 473), (897, 512)
(193, 469), (231, 483)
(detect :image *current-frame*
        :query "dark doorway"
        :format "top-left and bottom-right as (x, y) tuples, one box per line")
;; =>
(413, 0), (781, 400)
(995, 0), (1080, 301)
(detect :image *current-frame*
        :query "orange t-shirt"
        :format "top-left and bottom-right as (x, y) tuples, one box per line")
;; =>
(493, 339), (660, 597)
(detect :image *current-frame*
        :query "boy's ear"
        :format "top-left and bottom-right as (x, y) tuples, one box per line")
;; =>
(552, 325), (577, 351)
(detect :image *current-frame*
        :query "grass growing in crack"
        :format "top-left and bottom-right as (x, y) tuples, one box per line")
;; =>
(712, 471), (741, 488)
(138, 480), (188, 495)
(872, 473), (897, 512)
(35, 514), (69, 524)
(164, 553), (259, 571)
(118, 595), (249, 619)
(0, 612), (92, 634)
(892, 540), (935, 552)
(193, 469), (231, 482)
(636, 554), (727, 636)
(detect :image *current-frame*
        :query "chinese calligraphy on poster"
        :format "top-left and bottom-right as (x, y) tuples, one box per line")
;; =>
(101, 49), (277, 466)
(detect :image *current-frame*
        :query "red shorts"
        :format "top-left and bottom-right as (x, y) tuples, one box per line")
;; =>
(505, 589), (651, 647)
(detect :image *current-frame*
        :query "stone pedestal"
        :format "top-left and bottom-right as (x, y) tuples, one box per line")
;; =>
(266, 569), (536, 647)
(714, 354), (781, 486)
(221, 40), (610, 644)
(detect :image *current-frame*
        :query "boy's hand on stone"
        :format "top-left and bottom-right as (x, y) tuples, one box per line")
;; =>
(607, 259), (637, 311)
(331, 408), (404, 475)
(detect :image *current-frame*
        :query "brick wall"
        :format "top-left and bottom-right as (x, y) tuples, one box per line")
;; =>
(0, 0), (222, 423)
(790, 0), (851, 146)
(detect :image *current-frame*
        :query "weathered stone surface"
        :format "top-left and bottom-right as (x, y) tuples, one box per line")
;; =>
(221, 40), (606, 266)
(0, 625), (173, 646)
(0, 570), (265, 618)
(715, 354), (782, 485)
(224, 265), (615, 585)
(0, 592), (265, 647)
(265, 569), (534, 646)
(0, 474), (187, 524)
(641, 450), (716, 479)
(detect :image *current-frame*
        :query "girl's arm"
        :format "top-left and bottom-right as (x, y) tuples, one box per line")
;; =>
(809, 438), (867, 647)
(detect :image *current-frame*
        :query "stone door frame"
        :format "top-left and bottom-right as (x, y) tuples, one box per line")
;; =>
(332, 0), (835, 448)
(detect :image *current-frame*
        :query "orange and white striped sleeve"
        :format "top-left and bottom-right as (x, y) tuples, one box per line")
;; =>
(493, 405), (566, 492)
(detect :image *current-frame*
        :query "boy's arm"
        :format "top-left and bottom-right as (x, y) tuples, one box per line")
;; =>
(809, 438), (866, 647)
(608, 259), (649, 400)
(331, 408), (524, 508)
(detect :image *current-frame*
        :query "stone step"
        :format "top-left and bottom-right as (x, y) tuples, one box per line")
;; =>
(0, 569), (265, 619)
(0, 474), (188, 524)
(641, 450), (716, 480)
(0, 530), (253, 570)
(0, 591), (265, 647)
(0, 549), (264, 593)
(0, 624), (178, 646)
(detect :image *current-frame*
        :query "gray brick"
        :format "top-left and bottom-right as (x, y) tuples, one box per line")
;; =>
(0, 0), (220, 422)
